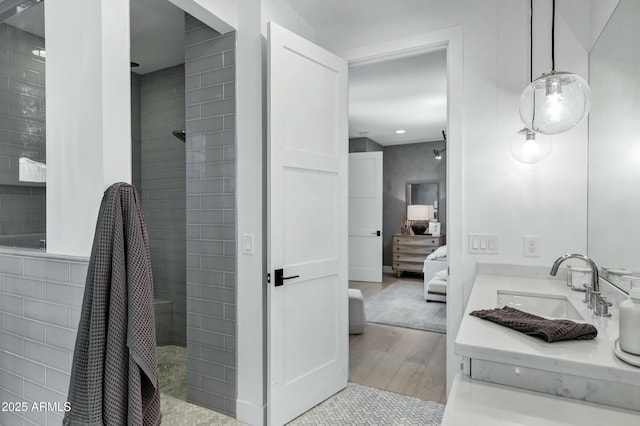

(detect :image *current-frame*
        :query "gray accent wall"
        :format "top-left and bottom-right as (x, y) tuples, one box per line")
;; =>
(140, 64), (187, 347)
(184, 15), (237, 417)
(0, 250), (88, 426)
(349, 137), (383, 153)
(0, 24), (46, 248)
(383, 141), (446, 266)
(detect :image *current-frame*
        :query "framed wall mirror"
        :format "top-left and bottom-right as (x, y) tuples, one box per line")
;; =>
(406, 181), (439, 220)
(588, 0), (640, 294)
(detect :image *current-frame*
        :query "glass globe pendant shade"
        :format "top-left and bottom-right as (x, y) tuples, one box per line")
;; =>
(510, 128), (552, 164)
(519, 71), (592, 135)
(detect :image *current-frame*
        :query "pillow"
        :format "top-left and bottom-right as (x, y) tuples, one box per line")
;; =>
(435, 269), (448, 280)
(426, 245), (447, 260)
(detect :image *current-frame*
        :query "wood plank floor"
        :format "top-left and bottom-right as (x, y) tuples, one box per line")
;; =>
(349, 273), (447, 404)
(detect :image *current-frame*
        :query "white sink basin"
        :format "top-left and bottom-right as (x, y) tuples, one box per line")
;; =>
(497, 290), (584, 320)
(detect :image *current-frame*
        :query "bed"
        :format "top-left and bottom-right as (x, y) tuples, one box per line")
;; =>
(423, 246), (448, 302)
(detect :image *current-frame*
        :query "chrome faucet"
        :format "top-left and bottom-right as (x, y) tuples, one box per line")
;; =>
(549, 253), (611, 317)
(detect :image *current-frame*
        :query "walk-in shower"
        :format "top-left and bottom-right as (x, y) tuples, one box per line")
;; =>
(131, 0), (238, 418)
(0, 0), (46, 249)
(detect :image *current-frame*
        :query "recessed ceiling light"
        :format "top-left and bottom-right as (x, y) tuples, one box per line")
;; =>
(395, 129), (406, 134)
(32, 49), (46, 58)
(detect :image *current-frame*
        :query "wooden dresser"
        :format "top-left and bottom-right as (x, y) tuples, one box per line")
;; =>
(392, 234), (446, 277)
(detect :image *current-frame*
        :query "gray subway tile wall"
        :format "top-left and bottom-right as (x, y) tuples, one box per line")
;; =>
(139, 64), (187, 347)
(185, 14), (237, 417)
(0, 24), (47, 248)
(0, 250), (88, 426)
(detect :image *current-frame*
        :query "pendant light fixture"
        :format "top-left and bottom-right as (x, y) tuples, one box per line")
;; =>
(519, 0), (591, 135)
(511, 128), (552, 163)
(512, 0), (552, 164)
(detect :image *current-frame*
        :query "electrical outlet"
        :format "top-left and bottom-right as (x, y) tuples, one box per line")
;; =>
(524, 235), (540, 257)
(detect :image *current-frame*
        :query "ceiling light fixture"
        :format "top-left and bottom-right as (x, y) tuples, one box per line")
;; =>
(395, 129), (406, 134)
(519, 0), (591, 135)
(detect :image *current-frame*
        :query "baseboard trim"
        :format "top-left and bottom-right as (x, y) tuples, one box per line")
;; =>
(237, 399), (266, 426)
(383, 265), (393, 274)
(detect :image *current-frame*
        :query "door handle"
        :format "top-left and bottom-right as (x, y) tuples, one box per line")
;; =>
(371, 230), (381, 236)
(274, 268), (300, 287)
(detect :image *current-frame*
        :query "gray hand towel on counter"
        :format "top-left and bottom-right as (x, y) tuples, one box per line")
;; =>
(64, 183), (161, 426)
(470, 306), (598, 342)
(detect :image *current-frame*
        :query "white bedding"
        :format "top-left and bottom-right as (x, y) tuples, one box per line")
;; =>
(423, 257), (447, 282)
(423, 257), (448, 301)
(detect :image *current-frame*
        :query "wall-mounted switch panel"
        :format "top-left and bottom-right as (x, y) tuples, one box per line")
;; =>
(242, 234), (254, 255)
(469, 234), (498, 254)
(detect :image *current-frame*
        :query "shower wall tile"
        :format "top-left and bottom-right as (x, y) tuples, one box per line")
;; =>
(24, 258), (70, 282)
(0, 251), (88, 426)
(140, 64), (186, 347)
(69, 262), (88, 285)
(0, 25), (46, 248)
(4, 315), (45, 342)
(185, 16), (237, 417)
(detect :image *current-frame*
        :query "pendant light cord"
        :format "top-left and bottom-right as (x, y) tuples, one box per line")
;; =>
(551, 0), (556, 72)
(529, 0), (533, 82)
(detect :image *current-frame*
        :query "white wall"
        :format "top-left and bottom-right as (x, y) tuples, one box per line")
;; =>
(261, 0), (315, 40)
(45, 0), (131, 257)
(168, 0), (237, 33)
(235, 0), (265, 424)
(311, 0), (591, 392)
(591, 0), (620, 48)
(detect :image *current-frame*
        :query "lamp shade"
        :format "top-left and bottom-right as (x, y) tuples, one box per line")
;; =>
(407, 204), (434, 221)
(519, 71), (592, 135)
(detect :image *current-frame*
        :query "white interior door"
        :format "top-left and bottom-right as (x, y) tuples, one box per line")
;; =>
(268, 21), (348, 426)
(349, 152), (383, 282)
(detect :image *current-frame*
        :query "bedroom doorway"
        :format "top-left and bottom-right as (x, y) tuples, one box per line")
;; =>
(346, 47), (449, 405)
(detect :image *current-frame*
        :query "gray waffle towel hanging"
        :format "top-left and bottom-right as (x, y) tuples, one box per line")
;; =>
(64, 183), (161, 425)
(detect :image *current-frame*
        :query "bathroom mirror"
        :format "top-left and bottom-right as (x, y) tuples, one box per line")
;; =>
(588, 0), (640, 293)
(406, 181), (439, 219)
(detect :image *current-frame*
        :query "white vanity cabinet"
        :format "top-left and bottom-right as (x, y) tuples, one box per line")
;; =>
(442, 373), (640, 426)
(455, 271), (640, 412)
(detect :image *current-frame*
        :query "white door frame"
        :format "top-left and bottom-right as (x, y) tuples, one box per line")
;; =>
(343, 27), (464, 395)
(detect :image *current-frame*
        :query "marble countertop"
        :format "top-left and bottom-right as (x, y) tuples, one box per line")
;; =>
(455, 273), (640, 386)
(442, 374), (640, 426)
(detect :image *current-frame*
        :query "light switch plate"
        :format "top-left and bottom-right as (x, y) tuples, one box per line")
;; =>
(242, 234), (254, 255)
(469, 234), (498, 254)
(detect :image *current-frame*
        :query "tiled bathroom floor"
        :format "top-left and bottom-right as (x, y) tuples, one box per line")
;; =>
(157, 345), (445, 425)
(157, 345), (188, 400)
(157, 345), (242, 425)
